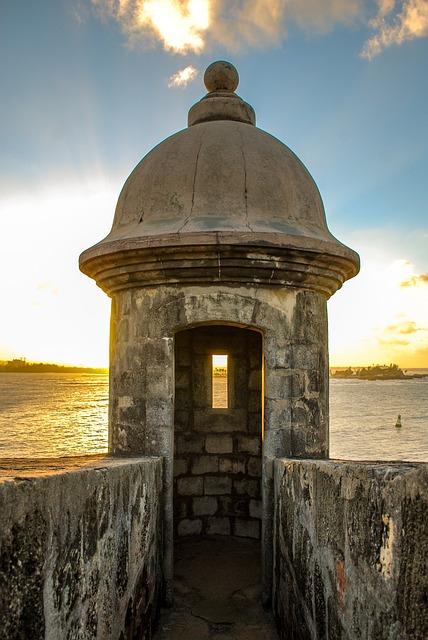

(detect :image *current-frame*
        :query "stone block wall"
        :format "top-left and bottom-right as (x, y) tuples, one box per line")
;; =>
(174, 326), (263, 538)
(273, 459), (428, 640)
(0, 456), (163, 640)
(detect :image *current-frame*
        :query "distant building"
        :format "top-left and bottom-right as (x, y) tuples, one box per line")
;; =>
(6, 357), (26, 368)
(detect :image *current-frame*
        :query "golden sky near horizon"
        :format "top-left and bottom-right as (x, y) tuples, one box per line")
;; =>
(328, 253), (428, 368)
(1, 184), (426, 369)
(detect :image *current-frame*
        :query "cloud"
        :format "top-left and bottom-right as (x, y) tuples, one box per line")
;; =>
(361, 0), (428, 59)
(69, 1), (90, 24)
(383, 318), (426, 335)
(386, 259), (428, 289)
(168, 65), (199, 87)
(375, 316), (428, 350)
(91, 1), (428, 60)
(36, 282), (60, 296)
(400, 273), (428, 287)
(91, 0), (210, 53)
(93, 1), (367, 51)
(286, 0), (365, 34)
(206, 1), (288, 50)
(32, 282), (60, 308)
(379, 338), (410, 345)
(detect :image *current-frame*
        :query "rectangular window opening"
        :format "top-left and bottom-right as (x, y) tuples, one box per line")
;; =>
(212, 354), (228, 409)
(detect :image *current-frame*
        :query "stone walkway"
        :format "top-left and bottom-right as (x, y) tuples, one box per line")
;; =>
(153, 536), (279, 640)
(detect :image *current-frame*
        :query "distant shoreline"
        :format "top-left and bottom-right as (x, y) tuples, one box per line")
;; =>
(1, 361), (426, 379)
(0, 362), (108, 374)
(330, 364), (427, 381)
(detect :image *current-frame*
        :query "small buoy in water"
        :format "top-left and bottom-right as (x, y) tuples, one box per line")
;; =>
(395, 414), (402, 428)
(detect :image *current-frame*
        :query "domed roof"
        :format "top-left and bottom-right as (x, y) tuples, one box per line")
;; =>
(80, 61), (359, 297)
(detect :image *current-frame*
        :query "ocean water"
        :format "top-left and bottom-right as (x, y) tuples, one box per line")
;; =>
(0, 371), (427, 461)
(0, 373), (109, 458)
(329, 372), (428, 462)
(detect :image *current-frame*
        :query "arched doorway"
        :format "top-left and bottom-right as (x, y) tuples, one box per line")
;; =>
(173, 325), (263, 539)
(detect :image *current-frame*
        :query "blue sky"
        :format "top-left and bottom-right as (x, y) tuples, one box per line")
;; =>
(1, 0), (427, 366)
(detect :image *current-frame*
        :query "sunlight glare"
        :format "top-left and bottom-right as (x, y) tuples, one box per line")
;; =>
(0, 183), (114, 367)
(140, 0), (210, 52)
(212, 354), (228, 408)
(212, 354), (227, 368)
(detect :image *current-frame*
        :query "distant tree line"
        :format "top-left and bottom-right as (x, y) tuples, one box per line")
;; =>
(0, 359), (108, 374)
(331, 364), (407, 380)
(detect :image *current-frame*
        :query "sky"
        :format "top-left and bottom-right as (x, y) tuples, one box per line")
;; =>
(0, 0), (427, 368)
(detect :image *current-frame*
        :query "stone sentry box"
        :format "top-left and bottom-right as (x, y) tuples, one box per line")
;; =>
(80, 61), (359, 606)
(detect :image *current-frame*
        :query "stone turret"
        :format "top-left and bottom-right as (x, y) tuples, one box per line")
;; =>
(80, 61), (359, 606)
(80, 61), (358, 296)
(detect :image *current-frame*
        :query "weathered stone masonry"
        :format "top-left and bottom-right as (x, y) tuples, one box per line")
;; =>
(105, 282), (334, 604)
(273, 459), (428, 640)
(0, 457), (163, 640)
(174, 325), (263, 539)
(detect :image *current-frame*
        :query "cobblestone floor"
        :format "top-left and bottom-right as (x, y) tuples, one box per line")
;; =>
(153, 536), (279, 640)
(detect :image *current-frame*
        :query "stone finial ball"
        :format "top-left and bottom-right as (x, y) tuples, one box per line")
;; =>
(204, 61), (239, 93)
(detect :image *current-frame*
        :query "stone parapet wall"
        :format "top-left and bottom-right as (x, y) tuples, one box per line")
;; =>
(273, 458), (428, 640)
(0, 456), (163, 640)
